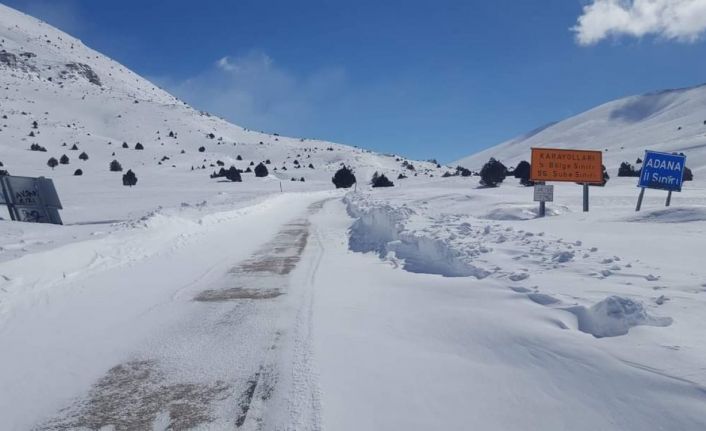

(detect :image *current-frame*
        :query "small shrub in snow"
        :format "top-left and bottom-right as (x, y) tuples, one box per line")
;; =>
(135, 142), (144, 150)
(70, 143), (79, 150)
(47, 157), (58, 169)
(618, 162), (640, 177)
(684, 167), (694, 181)
(332, 166), (356, 189)
(371, 172), (394, 188)
(122, 142), (129, 149)
(59, 154), (69, 165)
(30, 143), (47, 152)
(74, 169), (83, 176)
(512, 160), (533, 186)
(598, 165), (609, 186)
(397, 173), (407, 180)
(456, 166), (472, 177)
(110, 160), (123, 172)
(198, 146), (205, 153)
(79, 152), (89, 161)
(122, 170), (138, 186)
(225, 166), (242, 182)
(479, 158), (507, 187)
(254, 162), (269, 177)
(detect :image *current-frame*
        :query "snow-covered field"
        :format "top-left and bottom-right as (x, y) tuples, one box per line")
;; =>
(2, 3), (706, 430)
(3, 176), (706, 430)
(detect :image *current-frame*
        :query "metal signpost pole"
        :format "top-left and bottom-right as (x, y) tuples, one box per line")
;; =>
(636, 188), (645, 212)
(665, 191), (672, 207)
(583, 183), (589, 212)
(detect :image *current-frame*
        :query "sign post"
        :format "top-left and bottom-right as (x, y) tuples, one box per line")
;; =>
(635, 150), (686, 212)
(530, 148), (603, 213)
(635, 187), (646, 212)
(533, 183), (553, 217)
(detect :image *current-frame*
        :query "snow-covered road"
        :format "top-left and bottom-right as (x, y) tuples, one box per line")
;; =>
(2, 190), (706, 430)
(1, 192), (334, 430)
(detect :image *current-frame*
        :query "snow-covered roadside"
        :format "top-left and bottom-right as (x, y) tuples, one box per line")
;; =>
(307, 198), (706, 431)
(343, 178), (706, 392)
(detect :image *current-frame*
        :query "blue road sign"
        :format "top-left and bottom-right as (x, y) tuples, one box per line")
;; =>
(638, 150), (686, 192)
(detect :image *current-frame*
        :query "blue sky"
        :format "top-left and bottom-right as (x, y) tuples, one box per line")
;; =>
(5, 0), (706, 162)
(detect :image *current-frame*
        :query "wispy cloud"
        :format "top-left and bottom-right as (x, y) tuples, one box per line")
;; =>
(158, 51), (347, 136)
(573, 0), (706, 45)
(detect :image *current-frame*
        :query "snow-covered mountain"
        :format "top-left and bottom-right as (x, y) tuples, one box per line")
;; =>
(0, 4), (441, 222)
(456, 83), (706, 172)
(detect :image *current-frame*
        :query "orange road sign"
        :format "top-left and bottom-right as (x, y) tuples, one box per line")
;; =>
(530, 148), (603, 184)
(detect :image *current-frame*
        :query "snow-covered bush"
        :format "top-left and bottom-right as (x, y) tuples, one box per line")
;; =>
(47, 157), (58, 169)
(110, 159), (123, 172)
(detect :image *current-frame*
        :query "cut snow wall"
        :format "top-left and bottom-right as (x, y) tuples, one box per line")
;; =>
(344, 194), (490, 279)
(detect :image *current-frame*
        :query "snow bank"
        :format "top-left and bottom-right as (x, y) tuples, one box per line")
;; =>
(344, 194), (491, 278)
(627, 207), (706, 223)
(482, 204), (569, 221)
(566, 296), (673, 338)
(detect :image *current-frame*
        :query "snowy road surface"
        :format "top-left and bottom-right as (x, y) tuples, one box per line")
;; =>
(2, 190), (706, 430)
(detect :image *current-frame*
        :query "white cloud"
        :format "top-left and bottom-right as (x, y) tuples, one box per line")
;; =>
(573, 0), (706, 45)
(162, 51), (347, 136)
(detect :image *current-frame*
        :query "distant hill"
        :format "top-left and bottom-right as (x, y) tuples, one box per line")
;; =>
(456, 84), (706, 173)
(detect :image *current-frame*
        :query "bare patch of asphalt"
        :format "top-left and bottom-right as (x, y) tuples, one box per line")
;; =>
(38, 360), (232, 431)
(34, 200), (328, 430)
